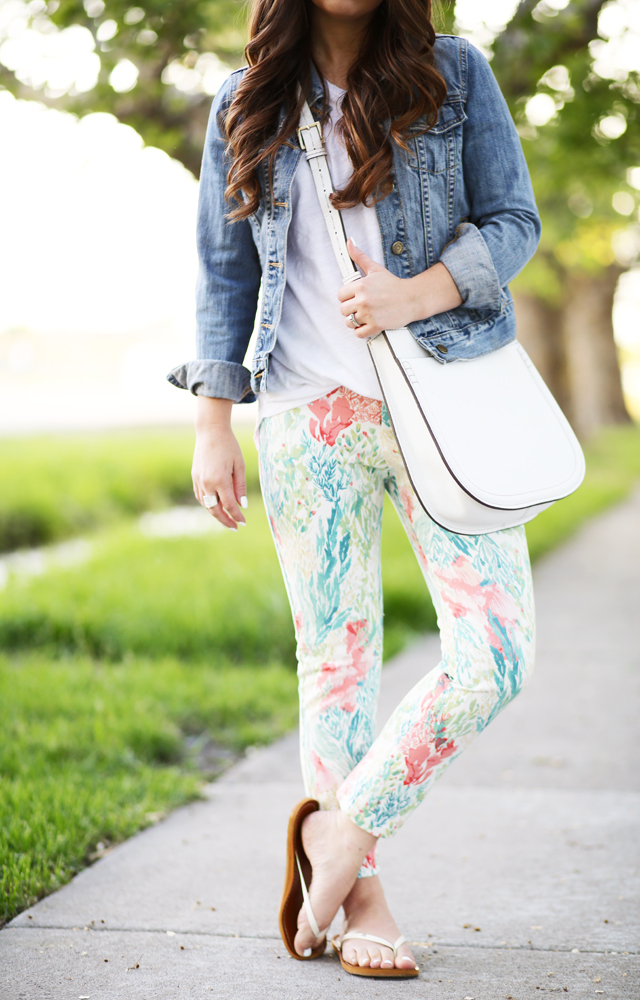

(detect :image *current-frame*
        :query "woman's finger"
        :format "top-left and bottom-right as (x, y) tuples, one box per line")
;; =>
(217, 485), (246, 529)
(342, 302), (370, 326)
(194, 478), (216, 508)
(344, 318), (379, 339)
(337, 282), (358, 304)
(209, 502), (238, 530)
(194, 476), (237, 530)
(343, 309), (372, 330)
(200, 482), (239, 530)
(232, 456), (247, 509)
(339, 297), (364, 317)
(347, 238), (385, 276)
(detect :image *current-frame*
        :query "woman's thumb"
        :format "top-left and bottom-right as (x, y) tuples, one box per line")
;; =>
(347, 238), (382, 275)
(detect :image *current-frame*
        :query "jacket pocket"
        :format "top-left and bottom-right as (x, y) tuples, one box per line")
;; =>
(409, 100), (467, 175)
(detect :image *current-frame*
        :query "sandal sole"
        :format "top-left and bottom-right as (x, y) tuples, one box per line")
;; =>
(279, 797), (326, 960)
(332, 937), (419, 978)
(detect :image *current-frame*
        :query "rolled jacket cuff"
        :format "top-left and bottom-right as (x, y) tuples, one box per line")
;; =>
(166, 359), (256, 403)
(439, 222), (502, 312)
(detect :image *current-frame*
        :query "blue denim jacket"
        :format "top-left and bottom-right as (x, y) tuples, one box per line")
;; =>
(168, 35), (541, 403)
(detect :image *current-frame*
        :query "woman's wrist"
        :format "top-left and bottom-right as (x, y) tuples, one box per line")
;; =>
(405, 262), (463, 324)
(195, 395), (233, 434)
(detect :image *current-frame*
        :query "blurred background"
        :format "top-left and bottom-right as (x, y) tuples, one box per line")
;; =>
(1, 0), (639, 434)
(1, 0), (639, 929)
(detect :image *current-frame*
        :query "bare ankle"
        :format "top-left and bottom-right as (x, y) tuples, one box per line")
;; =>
(338, 809), (377, 856)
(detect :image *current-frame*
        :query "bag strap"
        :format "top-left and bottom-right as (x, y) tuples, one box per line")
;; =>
(297, 95), (362, 286)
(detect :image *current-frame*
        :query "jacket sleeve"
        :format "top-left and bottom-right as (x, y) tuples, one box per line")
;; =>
(438, 42), (541, 311)
(167, 71), (262, 401)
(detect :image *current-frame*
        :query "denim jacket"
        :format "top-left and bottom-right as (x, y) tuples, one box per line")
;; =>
(168, 35), (541, 403)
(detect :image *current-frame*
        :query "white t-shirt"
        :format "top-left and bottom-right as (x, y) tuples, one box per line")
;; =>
(257, 80), (384, 424)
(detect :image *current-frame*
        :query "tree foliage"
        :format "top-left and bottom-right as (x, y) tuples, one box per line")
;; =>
(1, 0), (635, 432)
(489, 1), (640, 297)
(1, 0), (638, 285)
(0, 0), (247, 175)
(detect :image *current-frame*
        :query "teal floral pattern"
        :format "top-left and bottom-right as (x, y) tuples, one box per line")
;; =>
(258, 387), (535, 869)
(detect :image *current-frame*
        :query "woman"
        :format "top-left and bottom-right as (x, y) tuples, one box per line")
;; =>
(169, 0), (540, 979)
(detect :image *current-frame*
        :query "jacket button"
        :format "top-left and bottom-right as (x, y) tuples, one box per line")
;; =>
(436, 344), (448, 353)
(391, 240), (405, 255)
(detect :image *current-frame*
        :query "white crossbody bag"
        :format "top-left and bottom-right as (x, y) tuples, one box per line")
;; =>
(297, 101), (585, 535)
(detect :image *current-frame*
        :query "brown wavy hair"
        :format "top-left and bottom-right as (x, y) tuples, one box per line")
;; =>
(224, 0), (447, 220)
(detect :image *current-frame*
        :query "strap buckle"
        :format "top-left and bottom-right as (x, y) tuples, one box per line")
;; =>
(297, 119), (323, 150)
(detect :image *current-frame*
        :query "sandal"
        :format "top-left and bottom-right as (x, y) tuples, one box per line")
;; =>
(332, 931), (420, 978)
(278, 798), (328, 960)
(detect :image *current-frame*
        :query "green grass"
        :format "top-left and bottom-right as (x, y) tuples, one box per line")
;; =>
(0, 654), (298, 924)
(0, 505), (294, 663)
(1, 424), (638, 664)
(0, 498), (433, 664)
(525, 424), (640, 561)
(1, 421), (638, 926)
(0, 428), (260, 553)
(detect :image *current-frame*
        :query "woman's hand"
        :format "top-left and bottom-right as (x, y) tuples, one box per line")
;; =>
(337, 238), (463, 338)
(192, 396), (247, 531)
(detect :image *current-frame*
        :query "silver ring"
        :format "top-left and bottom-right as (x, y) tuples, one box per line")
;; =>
(203, 494), (219, 509)
(349, 312), (362, 329)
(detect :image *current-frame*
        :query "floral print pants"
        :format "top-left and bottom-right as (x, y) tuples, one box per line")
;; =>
(258, 387), (535, 877)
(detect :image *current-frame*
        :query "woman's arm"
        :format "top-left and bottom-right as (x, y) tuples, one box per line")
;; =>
(169, 71), (260, 528)
(192, 397), (247, 530)
(167, 70), (262, 402)
(437, 42), (542, 312)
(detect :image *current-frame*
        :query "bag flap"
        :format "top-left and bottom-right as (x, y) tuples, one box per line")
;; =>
(383, 332), (585, 509)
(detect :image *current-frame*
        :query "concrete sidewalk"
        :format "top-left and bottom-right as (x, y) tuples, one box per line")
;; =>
(2, 493), (639, 999)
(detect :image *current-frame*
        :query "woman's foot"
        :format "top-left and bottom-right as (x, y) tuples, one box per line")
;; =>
(339, 875), (418, 971)
(293, 808), (377, 957)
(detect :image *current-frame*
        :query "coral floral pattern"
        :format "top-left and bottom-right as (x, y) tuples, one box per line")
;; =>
(258, 386), (535, 865)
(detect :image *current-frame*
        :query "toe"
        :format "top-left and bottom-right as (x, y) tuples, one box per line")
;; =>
(357, 950), (371, 968)
(342, 943), (359, 968)
(294, 910), (319, 956)
(395, 946), (418, 971)
(368, 947), (382, 969)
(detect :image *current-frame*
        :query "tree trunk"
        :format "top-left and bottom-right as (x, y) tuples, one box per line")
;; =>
(513, 266), (631, 440)
(561, 266), (630, 439)
(512, 292), (569, 413)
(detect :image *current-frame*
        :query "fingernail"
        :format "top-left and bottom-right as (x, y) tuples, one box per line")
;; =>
(238, 520), (247, 527)
(240, 496), (248, 509)
(303, 948), (312, 958)
(229, 527), (238, 533)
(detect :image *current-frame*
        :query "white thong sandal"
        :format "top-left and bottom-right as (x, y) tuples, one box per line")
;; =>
(295, 851), (329, 950)
(332, 931), (420, 978)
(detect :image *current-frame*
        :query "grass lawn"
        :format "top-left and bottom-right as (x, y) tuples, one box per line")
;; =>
(0, 493), (435, 666)
(1, 422), (639, 925)
(0, 655), (297, 924)
(524, 424), (640, 562)
(0, 429), (261, 553)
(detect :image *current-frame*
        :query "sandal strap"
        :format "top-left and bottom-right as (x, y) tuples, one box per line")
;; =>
(295, 852), (324, 941)
(339, 931), (406, 955)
